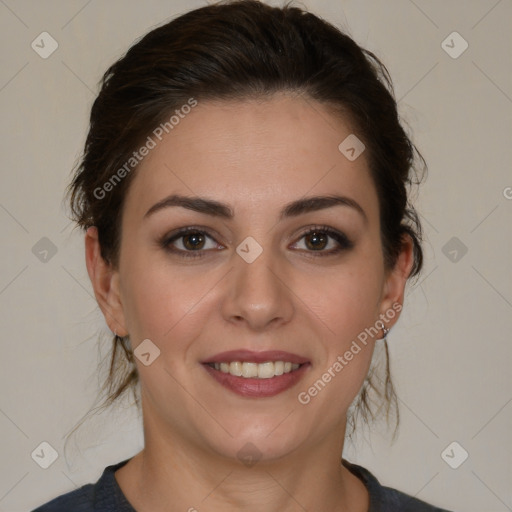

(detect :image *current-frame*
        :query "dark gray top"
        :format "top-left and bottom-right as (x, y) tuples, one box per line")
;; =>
(32, 457), (453, 511)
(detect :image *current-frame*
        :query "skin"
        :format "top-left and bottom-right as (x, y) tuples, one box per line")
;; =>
(85, 92), (414, 512)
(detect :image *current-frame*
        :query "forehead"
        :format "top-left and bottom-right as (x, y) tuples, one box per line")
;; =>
(123, 94), (379, 223)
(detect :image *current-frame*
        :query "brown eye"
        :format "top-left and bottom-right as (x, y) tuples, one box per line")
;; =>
(181, 232), (206, 250)
(304, 231), (329, 251)
(292, 226), (354, 257)
(161, 227), (222, 258)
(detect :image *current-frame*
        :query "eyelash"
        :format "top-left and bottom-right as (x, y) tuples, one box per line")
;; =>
(159, 224), (354, 260)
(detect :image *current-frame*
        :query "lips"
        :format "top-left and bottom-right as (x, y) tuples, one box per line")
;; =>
(201, 349), (311, 398)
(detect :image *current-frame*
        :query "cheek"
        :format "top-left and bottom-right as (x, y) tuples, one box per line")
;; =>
(119, 256), (217, 346)
(297, 257), (383, 344)
(293, 256), (383, 408)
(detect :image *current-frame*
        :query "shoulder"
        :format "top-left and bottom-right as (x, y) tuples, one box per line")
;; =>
(31, 483), (95, 512)
(374, 485), (453, 511)
(31, 458), (134, 512)
(342, 459), (454, 512)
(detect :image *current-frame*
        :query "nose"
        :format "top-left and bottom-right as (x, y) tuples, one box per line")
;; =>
(220, 244), (295, 332)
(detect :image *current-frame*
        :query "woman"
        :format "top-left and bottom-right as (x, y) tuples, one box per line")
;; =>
(33, 1), (452, 510)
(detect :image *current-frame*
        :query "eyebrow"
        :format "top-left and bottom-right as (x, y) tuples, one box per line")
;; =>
(144, 193), (367, 223)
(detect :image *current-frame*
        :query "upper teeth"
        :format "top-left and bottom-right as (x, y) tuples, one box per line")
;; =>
(211, 361), (301, 379)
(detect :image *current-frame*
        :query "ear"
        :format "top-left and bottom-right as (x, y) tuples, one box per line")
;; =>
(85, 226), (128, 337)
(378, 233), (415, 329)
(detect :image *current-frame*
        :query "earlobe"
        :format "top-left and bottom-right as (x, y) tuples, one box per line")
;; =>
(379, 234), (415, 327)
(84, 226), (128, 337)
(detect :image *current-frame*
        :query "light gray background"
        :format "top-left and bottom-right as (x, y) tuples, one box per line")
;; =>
(1, 1), (511, 511)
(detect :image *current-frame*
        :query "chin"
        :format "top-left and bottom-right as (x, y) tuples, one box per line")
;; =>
(202, 419), (307, 465)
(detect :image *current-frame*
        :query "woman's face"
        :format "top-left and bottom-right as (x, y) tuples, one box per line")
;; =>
(91, 93), (412, 463)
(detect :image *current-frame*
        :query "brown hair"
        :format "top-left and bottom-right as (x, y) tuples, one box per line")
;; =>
(65, 0), (426, 445)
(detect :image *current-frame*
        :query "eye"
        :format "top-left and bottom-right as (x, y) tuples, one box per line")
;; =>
(160, 226), (223, 259)
(160, 224), (353, 259)
(291, 225), (353, 256)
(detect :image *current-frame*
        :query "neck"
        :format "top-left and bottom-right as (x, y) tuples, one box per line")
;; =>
(115, 417), (369, 512)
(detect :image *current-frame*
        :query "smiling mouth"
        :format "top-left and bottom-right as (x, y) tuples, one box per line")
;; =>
(206, 361), (304, 379)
